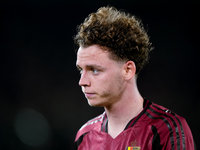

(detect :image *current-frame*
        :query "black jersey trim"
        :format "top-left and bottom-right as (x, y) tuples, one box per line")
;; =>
(105, 119), (108, 133)
(145, 111), (175, 150)
(152, 125), (162, 150)
(101, 100), (152, 132)
(148, 107), (181, 150)
(101, 114), (106, 132)
(124, 99), (152, 130)
(77, 132), (88, 148)
(101, 113), (108, 133)
(152, 104), (186, 150)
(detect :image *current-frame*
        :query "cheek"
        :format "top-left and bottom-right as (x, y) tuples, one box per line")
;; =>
(112, 72), (125, 91)
(101, 73), (123, 91)
(91, 74), (113, 92)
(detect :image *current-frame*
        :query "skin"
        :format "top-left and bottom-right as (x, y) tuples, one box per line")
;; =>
(76, 45), (126, 107)
(76, 44), (144, 138)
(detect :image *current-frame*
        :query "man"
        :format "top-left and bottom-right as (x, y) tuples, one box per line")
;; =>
(74, 6), (196, 150)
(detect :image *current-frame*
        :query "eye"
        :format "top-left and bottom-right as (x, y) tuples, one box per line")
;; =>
(92, 68), (99, 74)
(77, 68), (83, 74)
(79, 70), (83, 74)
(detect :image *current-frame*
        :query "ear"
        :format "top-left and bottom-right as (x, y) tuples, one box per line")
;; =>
(123, 61), (136, 80)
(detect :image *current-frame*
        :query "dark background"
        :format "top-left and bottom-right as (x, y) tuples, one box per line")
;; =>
(0, 0), (199, 149)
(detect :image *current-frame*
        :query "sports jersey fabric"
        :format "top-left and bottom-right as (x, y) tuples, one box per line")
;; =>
(75, 100), (196, 150)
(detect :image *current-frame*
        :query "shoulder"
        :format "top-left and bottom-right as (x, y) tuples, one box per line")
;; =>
(151, 103), (194, 139)
(145, 102), (185, 121)
(145, 102), (188, 129)
(144, 101), (195, 149)
(75, 113), (104, 142)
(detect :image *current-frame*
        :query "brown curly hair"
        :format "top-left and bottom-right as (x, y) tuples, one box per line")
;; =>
(74, 6), (153, 74)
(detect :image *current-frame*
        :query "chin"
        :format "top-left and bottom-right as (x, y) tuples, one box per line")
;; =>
(87, 99), (104, 107)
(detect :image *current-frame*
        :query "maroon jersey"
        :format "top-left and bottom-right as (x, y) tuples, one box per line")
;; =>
(75, 100), (196, 150)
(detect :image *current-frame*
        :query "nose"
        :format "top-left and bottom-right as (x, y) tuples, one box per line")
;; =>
(79, 71), (90, 87)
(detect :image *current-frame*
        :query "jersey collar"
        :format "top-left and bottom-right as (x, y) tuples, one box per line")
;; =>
(101, 99), (152, 133)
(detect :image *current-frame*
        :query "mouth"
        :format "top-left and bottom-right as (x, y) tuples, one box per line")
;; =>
(84, 92), (96, 98)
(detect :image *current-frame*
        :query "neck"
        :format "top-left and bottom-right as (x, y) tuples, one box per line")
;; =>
(104, 80), (144, 138)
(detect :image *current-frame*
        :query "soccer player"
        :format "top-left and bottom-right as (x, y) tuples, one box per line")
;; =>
(74, 6), (196, 150)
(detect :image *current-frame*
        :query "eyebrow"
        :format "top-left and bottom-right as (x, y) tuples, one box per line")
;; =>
(76, 64), (104, 70)
(76, 65), (81, 69)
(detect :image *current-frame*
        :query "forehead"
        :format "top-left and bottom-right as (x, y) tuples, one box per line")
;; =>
(76, 45), (112, 65)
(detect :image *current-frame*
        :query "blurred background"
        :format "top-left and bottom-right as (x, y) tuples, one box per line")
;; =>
(0, 0), (199, 149)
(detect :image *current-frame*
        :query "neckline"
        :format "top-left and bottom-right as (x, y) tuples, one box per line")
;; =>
(101, 99), (151, 133)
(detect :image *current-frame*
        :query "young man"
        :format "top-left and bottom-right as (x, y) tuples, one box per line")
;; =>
(74, 6), (196, 150)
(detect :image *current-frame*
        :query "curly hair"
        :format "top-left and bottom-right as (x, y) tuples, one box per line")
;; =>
(74, 6), (153, 74)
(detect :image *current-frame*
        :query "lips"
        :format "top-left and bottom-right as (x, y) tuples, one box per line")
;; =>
(84, 92), (96, 98)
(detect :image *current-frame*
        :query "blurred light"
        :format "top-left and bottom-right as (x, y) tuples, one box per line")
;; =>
(14, 108), (51, 147)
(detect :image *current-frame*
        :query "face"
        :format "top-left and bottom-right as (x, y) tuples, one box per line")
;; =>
(76, 45), (126, 107)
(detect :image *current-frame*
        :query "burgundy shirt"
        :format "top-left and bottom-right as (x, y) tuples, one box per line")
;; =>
(75, 100), (196, 150)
